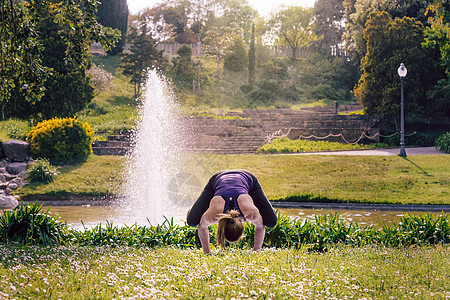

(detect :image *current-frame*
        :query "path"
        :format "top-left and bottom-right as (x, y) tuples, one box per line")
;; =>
(286, 146), (447, 156)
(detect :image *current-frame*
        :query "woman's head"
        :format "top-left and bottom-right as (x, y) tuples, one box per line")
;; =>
(216, 210), (244, 249)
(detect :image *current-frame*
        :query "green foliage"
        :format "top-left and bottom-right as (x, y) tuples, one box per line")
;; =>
(436, 132), (450, 153)
(248, 23), (256, 86)
(354, 12), (440, 120)
(257, 137), (378, 153)
(0, 202), (67, 245)
(96, 0), (128, 55)
(0, 1), (49, 109)
(247, 89), (276, 107)
(268, 6), (318, 59)
(6, 210), (449, 250)
(122, 22), (165, 97)
(3, 0), (119, 121)
(26, 159), (59, 183)
(313, 0), (345, 57)
(307, 84), (343, 101)
(70, 217), (199, 248)
(27, 117), (93, 164)
(381, 131), (443, 147)
(223, 35), (248, 72)
(169, 45), (196, 88)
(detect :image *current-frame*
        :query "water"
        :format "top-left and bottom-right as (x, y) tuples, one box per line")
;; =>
(41, 206), (448, 228)
(119, 70), (186, 225)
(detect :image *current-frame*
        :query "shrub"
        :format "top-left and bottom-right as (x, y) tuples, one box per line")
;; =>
(436, 132), (450, 153)
(307, 84), (343, 101)
(247, 89), (276, 107)
(0, 202), (67, 245)
(223, 36), (248, 72)
(87, 63), (114, 92)
(26, 159), (59, 183)
(27, 117), (94, 164)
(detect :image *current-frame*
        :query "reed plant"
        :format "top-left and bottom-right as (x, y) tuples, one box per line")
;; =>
(2, 203), (450, 250)
(0, 202), (68, 245)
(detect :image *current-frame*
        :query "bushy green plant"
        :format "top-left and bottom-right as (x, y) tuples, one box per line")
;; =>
(27, 117), (94, 164)
(0, 202), (67, 245)
(26, 158), (59, 183)
(223, 36), (248, 72)
(435, 132), (450, 153)
(257, 137), (378, 153)
(306, 84), (343, 101)
(247, 89), (276, 107)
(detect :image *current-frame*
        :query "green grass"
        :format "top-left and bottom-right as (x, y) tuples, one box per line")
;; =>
(0, 245), (449, 299)
(14, 154), (450, 205)
(16, 155), (124, 197)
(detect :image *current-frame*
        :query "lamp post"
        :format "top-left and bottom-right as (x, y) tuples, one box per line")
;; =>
(397, 63), (407, 157)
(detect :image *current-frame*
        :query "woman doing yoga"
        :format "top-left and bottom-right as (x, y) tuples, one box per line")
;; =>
(187, 170), (277, 253)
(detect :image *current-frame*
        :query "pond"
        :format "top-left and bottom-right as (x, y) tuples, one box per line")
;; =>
(40, 205), (449, 229)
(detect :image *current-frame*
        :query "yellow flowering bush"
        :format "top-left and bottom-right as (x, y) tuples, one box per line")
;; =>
(27, 117), (94, 163)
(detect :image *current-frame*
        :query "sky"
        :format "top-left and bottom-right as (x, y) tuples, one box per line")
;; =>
(127, 0), (317, 16)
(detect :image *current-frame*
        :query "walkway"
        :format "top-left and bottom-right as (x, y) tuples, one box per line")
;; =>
(287, 147), (447, 156)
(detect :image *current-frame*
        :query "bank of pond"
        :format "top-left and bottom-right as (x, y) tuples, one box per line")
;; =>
(1, 202), (450, 252)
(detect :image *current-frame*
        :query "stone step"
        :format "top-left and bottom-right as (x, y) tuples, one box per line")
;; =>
(92, 147), (131, 156)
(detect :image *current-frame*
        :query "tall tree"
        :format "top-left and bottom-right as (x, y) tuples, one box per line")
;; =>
(268, 6), (319, 59)
(353, 12), (440, 121)
(122, 22), (165, 98)
(97, 0), (129, 55)
(343, 0), (436, 59)
(422, 0), (450, 118)
(313, 0), (345, 57)
(248, 22), (256, 86)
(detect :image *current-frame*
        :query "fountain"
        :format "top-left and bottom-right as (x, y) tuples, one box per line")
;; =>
(118, 70), (191, 225)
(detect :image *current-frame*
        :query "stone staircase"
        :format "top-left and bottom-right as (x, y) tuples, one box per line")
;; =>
(93, 106), (384, 155)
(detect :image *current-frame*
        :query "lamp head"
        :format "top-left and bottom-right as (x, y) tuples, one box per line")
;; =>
(398, 63), (407, 77)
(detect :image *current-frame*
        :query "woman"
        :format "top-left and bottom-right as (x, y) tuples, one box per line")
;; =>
(187, 169), (277, 253)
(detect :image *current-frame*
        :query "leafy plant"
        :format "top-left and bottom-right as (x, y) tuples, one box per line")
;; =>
(257, 137), (379, 153)
(436, 132), (450, 153)
(27, 117), (94, 164)
(0, 202), (67, 245)
(26, 159), (59, 183)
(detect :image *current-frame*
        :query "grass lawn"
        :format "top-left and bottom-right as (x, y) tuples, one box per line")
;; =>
(0, 245), (449, 299)
(15, 153), (450, 205)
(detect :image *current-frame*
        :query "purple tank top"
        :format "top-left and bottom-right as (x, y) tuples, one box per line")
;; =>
(213, 171), (254, 199)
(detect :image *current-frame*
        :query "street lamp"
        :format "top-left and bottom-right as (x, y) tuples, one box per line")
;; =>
(397, 63), (407, 157)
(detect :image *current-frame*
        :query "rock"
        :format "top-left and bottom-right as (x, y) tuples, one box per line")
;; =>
(0, 195), (19, 209)
(2, 140), (30, 162)
(6, 162), (28, 175)
(7, 182), (18, 190)
(0, 167), (7, 174)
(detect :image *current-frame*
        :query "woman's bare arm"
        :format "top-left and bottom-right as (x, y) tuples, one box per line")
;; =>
(198, 196), (224, 253)
(237, 194), (265, 251)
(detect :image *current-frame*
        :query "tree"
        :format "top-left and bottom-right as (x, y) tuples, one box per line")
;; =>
(268, 6), (319, 59)
(343, 0), (436, 59)
(2, 0), (119, 121)
(353, 12), (440, 121)
(248, 22), (256, 86)
(97, 0), (129, 55)
(122, 22), (165, 98)
(422, 0), (450, 118)
(223, 35), (248, 72)
(169, 45), (196, 88)
(201, 25), (240, 77)
(0, 0), (48, 119)
(313, 0), (345, 57)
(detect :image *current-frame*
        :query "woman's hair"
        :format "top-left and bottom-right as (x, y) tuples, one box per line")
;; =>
(216, 210), (244, 249)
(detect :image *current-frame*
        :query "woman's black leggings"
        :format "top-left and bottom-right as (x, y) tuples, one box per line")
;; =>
(186, 170), (278, 228)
